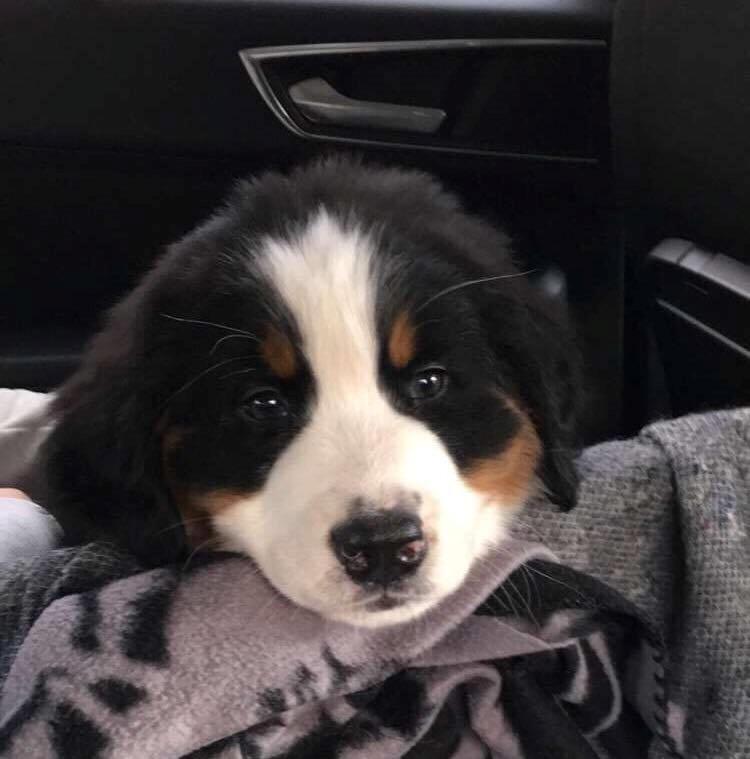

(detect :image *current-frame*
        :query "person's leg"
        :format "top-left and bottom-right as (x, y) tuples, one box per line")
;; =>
(0, 488), (62, 563)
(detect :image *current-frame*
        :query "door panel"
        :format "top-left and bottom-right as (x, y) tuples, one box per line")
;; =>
(241, 39), (607, 160)
(2, 1), (610, 153)
(611, 0), (750, 428)
(0, 0), (617, 443)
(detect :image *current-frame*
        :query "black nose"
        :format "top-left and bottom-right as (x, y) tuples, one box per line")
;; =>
(330, 510), (427, 586)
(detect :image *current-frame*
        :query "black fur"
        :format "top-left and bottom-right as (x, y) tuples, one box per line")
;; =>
(42, 156), (580, 565)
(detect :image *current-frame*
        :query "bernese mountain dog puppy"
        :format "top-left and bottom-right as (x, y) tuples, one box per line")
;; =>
(42, 157), (579, 627)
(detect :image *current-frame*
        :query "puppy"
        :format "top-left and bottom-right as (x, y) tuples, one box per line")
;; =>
(42, 157), (579, 627)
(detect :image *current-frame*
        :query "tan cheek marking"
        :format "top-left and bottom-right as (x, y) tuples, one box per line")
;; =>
(388, 310), (417, 369)
(188, 489), (254, 515)
(176, 488), (256, 548)
(261, 325), (297, 379)
(161, 428), (255, 548)
(463, 403), (542, 507)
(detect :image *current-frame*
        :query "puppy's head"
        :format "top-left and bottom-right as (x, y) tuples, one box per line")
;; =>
(45, 158), (579, 627)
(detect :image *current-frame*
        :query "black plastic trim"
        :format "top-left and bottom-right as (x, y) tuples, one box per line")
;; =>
(240, 39), (605, 162)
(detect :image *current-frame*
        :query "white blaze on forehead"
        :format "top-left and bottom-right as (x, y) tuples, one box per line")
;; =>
(258, 209), (381, 398)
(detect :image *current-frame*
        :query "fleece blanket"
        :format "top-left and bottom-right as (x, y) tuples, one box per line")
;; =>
(0, 541), (666, 759)
(0, 391), (748, 758)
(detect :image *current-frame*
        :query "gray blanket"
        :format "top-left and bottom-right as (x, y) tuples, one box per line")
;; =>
(518, 409), (750, 758)
(0, 393), (748, 758)
(1, 542), (653, 759)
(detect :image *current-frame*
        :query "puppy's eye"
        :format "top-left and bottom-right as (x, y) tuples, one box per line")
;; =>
(240, 389), (289, 421)
(406, 367), (448, 401)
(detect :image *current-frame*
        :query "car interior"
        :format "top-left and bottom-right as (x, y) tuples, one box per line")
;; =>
(2, 0), (749, 449)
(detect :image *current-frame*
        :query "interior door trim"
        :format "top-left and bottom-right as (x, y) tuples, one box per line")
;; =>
(238, 38), (606, 163)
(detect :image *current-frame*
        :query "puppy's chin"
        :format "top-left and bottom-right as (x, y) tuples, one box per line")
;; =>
(324, 597), (438, 629)
(274, 582), (453, 629)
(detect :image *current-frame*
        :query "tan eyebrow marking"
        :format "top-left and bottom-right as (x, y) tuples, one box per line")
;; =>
(388, 310), (417, 369)
(260, 325), (297, 379)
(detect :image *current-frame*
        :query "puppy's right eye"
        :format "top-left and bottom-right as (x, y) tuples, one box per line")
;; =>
(406, 367), (448, 402)
(240, 389), (289, 422)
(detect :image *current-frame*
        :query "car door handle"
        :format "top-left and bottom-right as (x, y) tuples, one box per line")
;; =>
(288, 78), (446, 135)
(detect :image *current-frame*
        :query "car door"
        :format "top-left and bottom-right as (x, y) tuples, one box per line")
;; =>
(0, 0), (617, 444)
(611, 0), (750, 431)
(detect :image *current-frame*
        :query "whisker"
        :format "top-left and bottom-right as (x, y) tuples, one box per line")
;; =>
(162, 355), (254, 407)
(154, 515), (215, 537)
(497, 585), (519, 618)
(508, 574), (540, 628)
(210, 333), (260, 355)
(522, 563), (590, 605)
(416, 269), (536, 313)
(521, 564), (542, 617)
(509, 516), (546, 542)
(219, 367), (258, 381)
(161, 313), (258, 338)
(181, 536), (220, 572)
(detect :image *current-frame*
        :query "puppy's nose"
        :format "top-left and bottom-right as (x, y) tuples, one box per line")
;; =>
(330, 510), (427, 586)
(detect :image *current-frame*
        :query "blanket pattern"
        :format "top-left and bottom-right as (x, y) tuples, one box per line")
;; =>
(0, 542), (669, 759)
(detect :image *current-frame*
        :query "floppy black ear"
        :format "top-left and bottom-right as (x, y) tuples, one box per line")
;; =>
(486, 288), (582, 511)
(42, 286), (187, 566)
(520, 293), (581, 510)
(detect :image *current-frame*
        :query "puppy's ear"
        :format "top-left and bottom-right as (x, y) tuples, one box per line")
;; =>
(487, 289), (582, 511)
(521, 294), (581, 510)
(42, 287), (187, 565)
